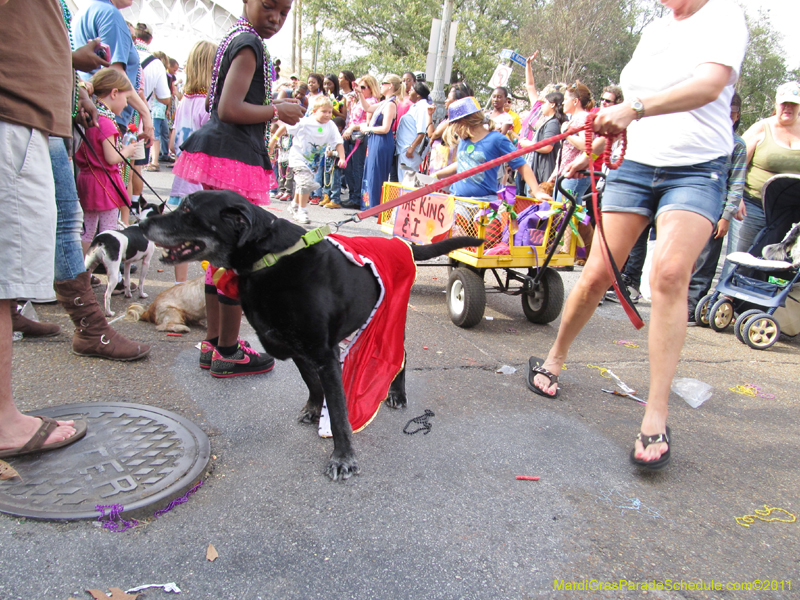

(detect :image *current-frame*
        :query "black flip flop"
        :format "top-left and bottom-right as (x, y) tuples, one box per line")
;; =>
(526, 356), (560, 399)
(629, 426), (671, 470)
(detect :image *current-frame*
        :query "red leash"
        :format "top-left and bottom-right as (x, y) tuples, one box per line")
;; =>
(583, 111), (644, 329)
(353, 124), (586, 220)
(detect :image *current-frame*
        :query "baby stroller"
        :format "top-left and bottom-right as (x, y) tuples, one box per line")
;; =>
(695, 174), (800, 350)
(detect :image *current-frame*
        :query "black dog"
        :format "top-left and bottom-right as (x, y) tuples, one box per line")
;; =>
(140, 190), (482, 480)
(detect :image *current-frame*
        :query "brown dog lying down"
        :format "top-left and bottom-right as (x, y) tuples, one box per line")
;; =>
(126, 276), (206, 333)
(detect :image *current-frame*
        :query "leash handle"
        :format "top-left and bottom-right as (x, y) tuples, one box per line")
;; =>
(342, 138), (361, 168)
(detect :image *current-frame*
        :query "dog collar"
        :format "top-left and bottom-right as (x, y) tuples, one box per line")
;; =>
(250, 224), (331, 272)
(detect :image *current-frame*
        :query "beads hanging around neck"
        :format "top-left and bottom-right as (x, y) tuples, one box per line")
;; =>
(208, 18), (274, 113)
(94, 98), (118, 125)
(57, 0), (79, 119)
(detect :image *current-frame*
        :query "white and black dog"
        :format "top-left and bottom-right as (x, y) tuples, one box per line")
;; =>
(762, 221), (800, 267)
(85, 203), (163, 317)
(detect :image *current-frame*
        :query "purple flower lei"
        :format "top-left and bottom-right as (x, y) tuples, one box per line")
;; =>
(208, 18), (274, 113)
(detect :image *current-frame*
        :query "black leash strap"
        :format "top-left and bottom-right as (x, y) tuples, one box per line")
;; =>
(403, 410), (435, 435)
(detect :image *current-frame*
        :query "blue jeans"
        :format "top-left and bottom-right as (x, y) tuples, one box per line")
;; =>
(555, 177), (590, 206)
(343, 138), (366, 205)
(733, 194), (765, 253)
(50, 137), (86, 282)
(154, 117), (169, 161)
(315, 159), (342, 204)
(602, 157), (728, 225)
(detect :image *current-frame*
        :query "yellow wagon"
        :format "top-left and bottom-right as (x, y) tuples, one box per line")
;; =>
(379, 181), (580, 328)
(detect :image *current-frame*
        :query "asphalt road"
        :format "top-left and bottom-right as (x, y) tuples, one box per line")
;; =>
(2, 167), (799, 599)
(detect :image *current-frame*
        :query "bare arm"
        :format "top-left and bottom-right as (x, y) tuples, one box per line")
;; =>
(102, 135), (135, 164)
(742, 119), (767, 166)
(525, 52), (539, 106)
(593, 62), (733, 136)
(363, 102), (396, 135)
(518, 163), (550, 200)
(433, 160), (458, 179)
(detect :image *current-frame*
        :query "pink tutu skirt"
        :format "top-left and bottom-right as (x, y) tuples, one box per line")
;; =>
(173, 152), (277, 206)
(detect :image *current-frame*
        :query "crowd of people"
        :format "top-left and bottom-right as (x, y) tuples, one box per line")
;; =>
(1, 0), (799, 472)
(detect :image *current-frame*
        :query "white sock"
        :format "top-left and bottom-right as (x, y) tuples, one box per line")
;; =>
(132, 194), (140, 205)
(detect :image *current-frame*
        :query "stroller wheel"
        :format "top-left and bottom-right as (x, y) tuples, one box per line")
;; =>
(709, 297), (734, 332)
(743, 313), (781, 350)
(734, 309), (762, 344)
(695, 294), (714, 327)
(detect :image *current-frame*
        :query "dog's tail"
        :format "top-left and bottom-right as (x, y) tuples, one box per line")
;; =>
(126, 303), (154, 323)
(83, 243), (104, 273)
(411, 237), (484, 261)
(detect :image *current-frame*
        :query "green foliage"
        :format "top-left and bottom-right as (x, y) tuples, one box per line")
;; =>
(737, 8), (791, 131)
(298, 0), (796, 123)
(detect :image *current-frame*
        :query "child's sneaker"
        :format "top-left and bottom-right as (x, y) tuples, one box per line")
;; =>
(199, 340), (215, 369)
(295, 210), (310, 224)
(287, 204), (298, 218)
(210, 342), (275, 378)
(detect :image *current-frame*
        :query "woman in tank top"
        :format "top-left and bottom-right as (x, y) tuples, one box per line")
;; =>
(734, 81), (800, 252)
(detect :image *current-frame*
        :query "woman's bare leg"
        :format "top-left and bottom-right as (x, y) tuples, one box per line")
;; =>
(532, 212), (649, 394)
(635, 210), (713, 462)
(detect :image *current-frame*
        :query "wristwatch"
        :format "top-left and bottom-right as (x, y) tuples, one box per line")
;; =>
(631, 98), (645, 120)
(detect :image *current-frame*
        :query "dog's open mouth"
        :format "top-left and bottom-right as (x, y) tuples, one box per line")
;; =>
(160, 240), (206, 263)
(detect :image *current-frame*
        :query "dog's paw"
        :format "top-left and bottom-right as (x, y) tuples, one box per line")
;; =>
(139, 291), (149, 299)
(106, 310), (115, 318)
(384, 391), (408, 409)
(325, 452), (360, 481)
(298, 405), (321, 424)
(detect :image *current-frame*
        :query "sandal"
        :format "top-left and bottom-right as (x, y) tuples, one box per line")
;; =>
(144, 164), (160, 172)
(0, 416), (87, 458)
(629, 426), (671, 470)
(526, 356), (560, 399)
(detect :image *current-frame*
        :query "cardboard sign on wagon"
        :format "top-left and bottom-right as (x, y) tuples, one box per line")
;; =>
(393, 193), (455, 244)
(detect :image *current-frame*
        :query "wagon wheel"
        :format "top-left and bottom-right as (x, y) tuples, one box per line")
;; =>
(734, 309), (762, 344)
(522, 268), (564, 324)
(694, 294), (715, 328)
(743, 313), (781, 350)
(709, 297), (734, 332)
(447, 268), (486, 328)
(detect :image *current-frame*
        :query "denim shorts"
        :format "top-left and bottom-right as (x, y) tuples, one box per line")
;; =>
(602, 157), (728, 225)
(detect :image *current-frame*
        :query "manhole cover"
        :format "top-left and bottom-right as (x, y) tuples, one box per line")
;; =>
(0, 403), (210, 520)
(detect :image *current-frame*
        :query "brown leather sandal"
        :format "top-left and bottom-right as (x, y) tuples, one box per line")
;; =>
(0, 416), (87, 458)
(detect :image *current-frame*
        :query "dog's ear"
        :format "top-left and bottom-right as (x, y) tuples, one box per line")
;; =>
(220, 205), (257, 247)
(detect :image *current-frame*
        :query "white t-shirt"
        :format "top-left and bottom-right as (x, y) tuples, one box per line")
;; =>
(137, 49), (171, 112)
(621, 0), (747, 167)
(286, 116), (344, 169)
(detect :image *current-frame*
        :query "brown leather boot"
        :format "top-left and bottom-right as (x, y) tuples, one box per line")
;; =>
(10, 302), (61, 337)
(54, 272), (150, 361)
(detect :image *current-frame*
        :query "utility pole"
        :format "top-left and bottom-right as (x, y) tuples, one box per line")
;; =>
(297, 0), (303, 77)
(291, 6), (297, 73)
(430, 0), (454, 124)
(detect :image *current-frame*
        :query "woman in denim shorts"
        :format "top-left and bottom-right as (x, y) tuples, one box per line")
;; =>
(527, 0), (748, 470)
